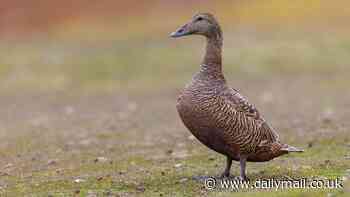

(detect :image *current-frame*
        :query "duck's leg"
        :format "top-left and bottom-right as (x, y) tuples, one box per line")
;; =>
(239, 155), (248, 181)
(220, 156), (232, 178)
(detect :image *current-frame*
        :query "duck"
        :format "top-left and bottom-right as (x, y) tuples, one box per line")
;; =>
(170, 13), (303, 181)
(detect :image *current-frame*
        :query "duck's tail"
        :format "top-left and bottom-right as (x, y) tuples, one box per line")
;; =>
(281, 145), (304, 153)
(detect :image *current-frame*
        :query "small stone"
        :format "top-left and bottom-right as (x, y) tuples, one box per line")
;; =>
(74, 189), (80, 194)
(55, 169), (63, 174)
(208, 157), (215, 161)
(136, 185), (145, 192)
(174, 163), (183, 168)
(94, 157), (108, 163)
(74, 178), (85, 183)
(188, 135), (196, 140)
(97, 176), (103, 181)
(166, 150), (173, 155)
(47, 159), (57, 165)
(87, 191), (97, 197)
(161, 171), (166, 176)
(179, 178), (188, 183)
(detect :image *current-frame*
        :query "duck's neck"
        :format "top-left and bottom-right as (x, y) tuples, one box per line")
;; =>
(200, 33), (223, 77)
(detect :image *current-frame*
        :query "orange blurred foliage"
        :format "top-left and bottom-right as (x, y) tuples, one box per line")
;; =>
(0, 0), (349, 40)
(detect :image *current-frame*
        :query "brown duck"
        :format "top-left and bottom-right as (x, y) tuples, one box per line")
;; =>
(170, 13), (303, 181)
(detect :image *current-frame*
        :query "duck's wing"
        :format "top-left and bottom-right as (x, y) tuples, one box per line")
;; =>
(220, 87), (280, 145)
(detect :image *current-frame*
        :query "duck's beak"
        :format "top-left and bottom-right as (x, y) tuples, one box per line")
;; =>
(170, 24), (191, 38)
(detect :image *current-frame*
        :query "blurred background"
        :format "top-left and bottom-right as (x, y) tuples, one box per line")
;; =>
(1, 1), (350, 195)
(1, 0), (350, 92)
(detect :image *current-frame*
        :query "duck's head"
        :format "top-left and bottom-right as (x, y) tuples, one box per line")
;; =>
(170, 13), (222, 39)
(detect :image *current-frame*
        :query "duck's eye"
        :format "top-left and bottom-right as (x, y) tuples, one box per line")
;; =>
(196, 17), (203, 21)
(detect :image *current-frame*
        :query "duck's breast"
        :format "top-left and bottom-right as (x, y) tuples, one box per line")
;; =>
(176, 85), (240, 159)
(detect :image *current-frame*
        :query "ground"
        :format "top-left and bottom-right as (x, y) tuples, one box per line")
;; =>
(0, 32), (349, 196)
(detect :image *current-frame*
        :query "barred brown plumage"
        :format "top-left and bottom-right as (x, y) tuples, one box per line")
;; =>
(171, 13), (304, 181)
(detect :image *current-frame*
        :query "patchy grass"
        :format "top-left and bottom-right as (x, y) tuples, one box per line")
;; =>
(1, 137), (348, 196)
